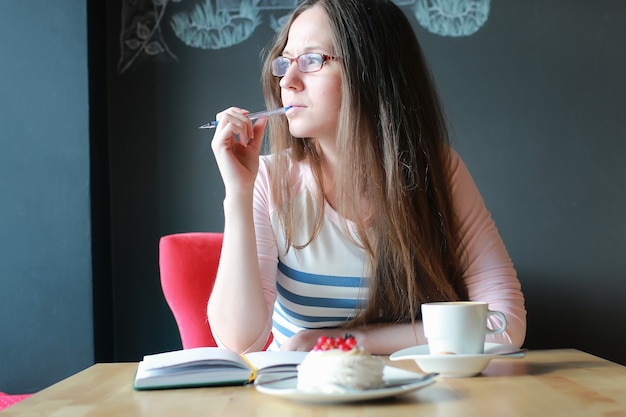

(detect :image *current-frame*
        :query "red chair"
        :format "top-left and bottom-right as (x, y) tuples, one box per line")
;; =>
(160, 232), (223, 348)
(0, 392), (31, 411)
(159, 232), (272, 350)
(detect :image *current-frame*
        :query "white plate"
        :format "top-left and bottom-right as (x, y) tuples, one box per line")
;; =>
(389, 343), (525, 378)
(254, 366), (436, 403)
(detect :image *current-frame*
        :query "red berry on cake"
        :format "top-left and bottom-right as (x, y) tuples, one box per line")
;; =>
(313, 334), (357, 351)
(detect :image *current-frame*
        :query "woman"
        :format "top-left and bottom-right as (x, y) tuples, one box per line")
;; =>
(208, 0), (526, 354)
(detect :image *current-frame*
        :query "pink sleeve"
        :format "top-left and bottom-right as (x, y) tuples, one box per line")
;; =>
(450, 150), (527, 348)
(249, 156), (280, 347)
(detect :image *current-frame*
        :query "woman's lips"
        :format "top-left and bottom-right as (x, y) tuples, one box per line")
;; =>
(286, 104), (305, 114)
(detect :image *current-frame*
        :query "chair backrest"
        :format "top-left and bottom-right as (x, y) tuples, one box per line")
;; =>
(159, 232), (223, 349)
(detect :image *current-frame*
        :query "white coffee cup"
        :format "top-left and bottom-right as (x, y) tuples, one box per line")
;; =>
(421, 301), (507, 355)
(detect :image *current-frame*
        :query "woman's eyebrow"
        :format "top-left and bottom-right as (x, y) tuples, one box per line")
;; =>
(281, 45), (331, 57)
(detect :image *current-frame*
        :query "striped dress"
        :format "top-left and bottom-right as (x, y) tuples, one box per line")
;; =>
(254, 154), (372, 350)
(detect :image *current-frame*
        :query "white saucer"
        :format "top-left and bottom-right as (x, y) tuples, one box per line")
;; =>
(255, 366), (435, 403)
(389, 343), (525, 378)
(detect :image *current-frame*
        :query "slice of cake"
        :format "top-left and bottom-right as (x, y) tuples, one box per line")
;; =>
(296, 335), (385, 393)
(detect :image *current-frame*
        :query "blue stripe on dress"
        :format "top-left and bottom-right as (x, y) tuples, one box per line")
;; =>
(278, 261), (364, 287)
(276, 281), (366, 309)
(272, 261), (369, 349)
(275, 298), (353, 323)
(271, 317), (295, 340)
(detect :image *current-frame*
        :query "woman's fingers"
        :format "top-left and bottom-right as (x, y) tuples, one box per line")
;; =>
(214, 107), (254, 143)
(209, 107), (269, 193)
(247, 117), (269, 150)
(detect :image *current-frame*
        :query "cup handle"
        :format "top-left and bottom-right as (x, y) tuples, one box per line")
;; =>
(485, 310), (507, 335)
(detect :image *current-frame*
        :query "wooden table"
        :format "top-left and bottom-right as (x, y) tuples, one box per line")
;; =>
(3, 349), (625, 416)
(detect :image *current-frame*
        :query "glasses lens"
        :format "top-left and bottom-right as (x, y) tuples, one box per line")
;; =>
(271, 57), (290, 76)
(297, 53), (324, 73)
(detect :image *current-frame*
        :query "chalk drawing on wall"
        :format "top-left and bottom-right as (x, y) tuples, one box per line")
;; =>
(413, 0), (490, 37)
(215, 0), (299, 12)
(118, 0), (182, 74)
(170, 0), (303, 49)
(170, 1), (261, 50)
(118, 0), (490, 74)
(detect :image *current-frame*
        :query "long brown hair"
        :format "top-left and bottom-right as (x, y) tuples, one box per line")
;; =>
(261, 0), (468, 326)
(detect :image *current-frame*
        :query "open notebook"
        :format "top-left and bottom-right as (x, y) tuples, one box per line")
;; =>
(134, 347), (307, 390)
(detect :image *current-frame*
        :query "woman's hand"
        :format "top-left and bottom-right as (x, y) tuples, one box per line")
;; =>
(210, 107), (269, 194)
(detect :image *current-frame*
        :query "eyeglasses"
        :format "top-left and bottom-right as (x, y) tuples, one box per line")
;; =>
(271, 53), (339, 77)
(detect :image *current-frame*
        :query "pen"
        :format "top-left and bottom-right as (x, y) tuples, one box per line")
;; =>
(199, 106), (292, 129)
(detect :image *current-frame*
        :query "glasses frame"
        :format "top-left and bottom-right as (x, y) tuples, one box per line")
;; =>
(271, 53), (339, 77)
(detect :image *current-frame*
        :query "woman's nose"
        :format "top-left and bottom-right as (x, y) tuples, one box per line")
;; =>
(279, 62), (303, 90)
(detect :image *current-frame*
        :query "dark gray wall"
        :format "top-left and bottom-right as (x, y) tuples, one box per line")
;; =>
(105, 0), (275, 359)
(106, 0), (626, 365)
(425, 1), (626, 362)
(0, 1), (93, 393)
